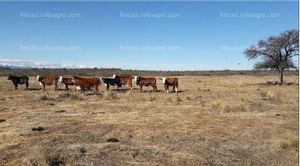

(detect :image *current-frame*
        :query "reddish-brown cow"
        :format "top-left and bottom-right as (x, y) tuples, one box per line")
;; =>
(37, 75), (59, 91)
(59, 76), (75, 90)
(134, 76), (157, 92)
(113, 74), (133, 90)
(161, 77), (179, 93)
(73, 76), (101, 93)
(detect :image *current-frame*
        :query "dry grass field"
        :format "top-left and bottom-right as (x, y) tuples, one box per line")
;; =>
(0, 75), (298, 166)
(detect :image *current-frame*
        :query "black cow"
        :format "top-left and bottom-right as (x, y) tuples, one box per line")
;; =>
(102, 76), (122, 91)
(7, 75), (29, 90)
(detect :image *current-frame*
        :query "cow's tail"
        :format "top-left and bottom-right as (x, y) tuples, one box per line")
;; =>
(99, 77), (102, 86)
(175, 79), (179, 92)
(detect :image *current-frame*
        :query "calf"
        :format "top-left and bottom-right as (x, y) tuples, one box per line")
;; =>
(161, 77), (179, 93)
(102, 76), (122, 91)
(37, 75), (59, 91)
(59, 76), (75, 90)
(7, 75), (29, 90)
(73, 76), (101, 93)
(113, 74), (133, 90)
(134, 76), (157, 92)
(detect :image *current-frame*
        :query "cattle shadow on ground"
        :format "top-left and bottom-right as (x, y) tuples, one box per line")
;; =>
(25, 87), (42, 91)
(169, 90), (185, 93)
(57, 88), (71, 91)
(253, 82), (296, 87)
(83, 91), (102, 96)
(160, 90), (185, 93)
(137, 89), (162, 93)
(110, 89), (128, 93)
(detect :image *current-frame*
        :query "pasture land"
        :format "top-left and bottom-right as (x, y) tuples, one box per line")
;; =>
(0, 75), (298, 165)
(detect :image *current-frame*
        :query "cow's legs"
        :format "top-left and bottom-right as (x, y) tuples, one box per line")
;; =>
(55, 82), (58, 91)
(65, 84), (69, 90)
(14, 83), (18, 90)
(43, 84), (46, 91)
(95, 84), (99, 92)
(175, 85), (178, 93)
(80, 86), (84, 94)
(173, 85), (177, 93)
(106, 84), (110, 91)
(164, 84), (168, 93)
(140, 85), (143, 92)
(153, 85), (157, 92)
(129, 82), (133, 90)
(25, 83), (29, 89)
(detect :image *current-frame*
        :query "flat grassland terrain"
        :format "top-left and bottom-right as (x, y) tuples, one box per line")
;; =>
(0, 75), (298, 165)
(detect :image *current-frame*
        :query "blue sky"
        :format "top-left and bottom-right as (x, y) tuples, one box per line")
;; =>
(0, 1), (298, 70)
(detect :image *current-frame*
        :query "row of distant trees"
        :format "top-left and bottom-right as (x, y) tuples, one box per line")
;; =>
(244, 29), (299, 84)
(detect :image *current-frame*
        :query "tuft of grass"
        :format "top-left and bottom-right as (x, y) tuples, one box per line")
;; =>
(261, 90), (288, 103)
(186, 96), (192, 101)
(40, 95), (49, 101)
(223, 104), (247, 113)
(176, 96), (183, 103)
(40, 95), (54, 101)
(70, 93), (83, 100)
(104, 91), (118, 100)
(166, 97), (173, 103)
(279, 136), (298, 150)
(57, 92), (70, 99)
(149, 96), (156, 102)
(211, 100), (247, 113)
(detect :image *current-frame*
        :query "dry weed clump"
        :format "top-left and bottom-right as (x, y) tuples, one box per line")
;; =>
(163, 95), (183, 104)
(279, 136), (299, 150)
(186, 96), (192, 101)
(70, 93), (83, 100)
(26, 145), (48, 166)
(103, 91), (118, 100)
(176, 96), (183, 103)
(149, 96), (156, 102)
(261, 90), (289, 103)
(57, 92), (70, 99)
(223, 104), (247, 113)
(56, 92), (83, 101)
(211, 100), (248, 113)
(126, 91), (133, 97)
(40, 95), (54, 101)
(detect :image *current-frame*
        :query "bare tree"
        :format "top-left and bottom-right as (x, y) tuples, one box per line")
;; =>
(244, 29), (299, 84)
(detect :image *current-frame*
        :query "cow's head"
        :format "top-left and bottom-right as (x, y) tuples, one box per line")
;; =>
(161, 77), (167, 84)
(36, 75), (43, 86)
(112, 74), (116, 78)
(7, 75), (12, 80)
(72, 76), (79, 84)
(59, 76), (63, 82)
(133, 76), (139, 85)
(75, 86), (81, 91)
(136, 76), (141, 85)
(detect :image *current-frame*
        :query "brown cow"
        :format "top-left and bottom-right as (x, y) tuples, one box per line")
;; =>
(59, 76), (75, 90)
(73, 76), (101, 93)
(134, 76), (157, 92)
(113, 74), (133, 90)
(37, 75), (59, 91)
(161, 77), (179, 93)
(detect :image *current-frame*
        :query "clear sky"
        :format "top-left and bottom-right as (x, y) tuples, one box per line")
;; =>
(0, 1), (298, 70)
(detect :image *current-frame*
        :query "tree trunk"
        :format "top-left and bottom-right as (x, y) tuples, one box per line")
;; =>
(279, 71), (284, 85)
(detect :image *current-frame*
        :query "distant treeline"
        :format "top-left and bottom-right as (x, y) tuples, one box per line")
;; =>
(0, 67), (298, 77)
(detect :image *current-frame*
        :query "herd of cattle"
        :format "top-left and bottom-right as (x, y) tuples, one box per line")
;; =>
(7, 74), (179, 93)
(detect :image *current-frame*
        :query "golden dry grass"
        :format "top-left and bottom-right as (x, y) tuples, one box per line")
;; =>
(0, 75), (298, 165)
